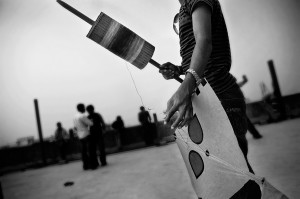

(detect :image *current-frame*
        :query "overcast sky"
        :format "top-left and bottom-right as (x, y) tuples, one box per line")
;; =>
(0, 0), (299, 146)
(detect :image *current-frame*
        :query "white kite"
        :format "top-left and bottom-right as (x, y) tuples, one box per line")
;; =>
(175, 80), (289, 199)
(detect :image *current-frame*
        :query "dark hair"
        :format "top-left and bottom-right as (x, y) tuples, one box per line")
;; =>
(86, 105), (94, 112)
(140, 106), (145, 111)
(77, 103), (85, 112)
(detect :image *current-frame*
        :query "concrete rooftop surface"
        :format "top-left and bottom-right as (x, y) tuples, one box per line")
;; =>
(1, 118), (300, 199)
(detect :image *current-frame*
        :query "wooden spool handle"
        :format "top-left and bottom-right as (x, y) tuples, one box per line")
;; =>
(57, 0), (94, 25)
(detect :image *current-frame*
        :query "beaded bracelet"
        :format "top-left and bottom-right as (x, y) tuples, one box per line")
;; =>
(186, 68), (202, 86)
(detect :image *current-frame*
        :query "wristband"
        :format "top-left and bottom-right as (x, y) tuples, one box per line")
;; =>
(186, 69), (202, 86)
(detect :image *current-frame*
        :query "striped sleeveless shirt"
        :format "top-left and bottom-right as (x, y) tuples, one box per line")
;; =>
(178, 0), (236, 94)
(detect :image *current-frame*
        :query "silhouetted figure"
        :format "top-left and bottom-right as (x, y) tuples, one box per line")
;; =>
(73, 103), (93, 170)
(54, 122), (69, 163)
(87, 105), (107, 168)
(69, 128), (75, 140)
(138, 106), (153, 146)
(112, 116), (125, 149)
(238, 75), (263, 139)
(68, 128), (78, 155)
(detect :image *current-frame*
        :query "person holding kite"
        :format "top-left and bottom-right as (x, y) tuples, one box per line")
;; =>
(160, 0), (261, 197)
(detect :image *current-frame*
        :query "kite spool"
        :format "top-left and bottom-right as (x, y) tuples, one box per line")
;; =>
(57, 0), (184, 83)
(87, 13), (155, 69)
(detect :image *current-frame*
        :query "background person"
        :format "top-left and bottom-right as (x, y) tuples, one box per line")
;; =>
(138, 106), (153, 146)
(86, 105), (107, 167)
(54, 122), (69, 163)
(112, 115), (125, 150)
(73, 103), (93, 170)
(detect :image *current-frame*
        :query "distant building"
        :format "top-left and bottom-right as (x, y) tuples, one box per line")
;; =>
(16, 136), (35, 146)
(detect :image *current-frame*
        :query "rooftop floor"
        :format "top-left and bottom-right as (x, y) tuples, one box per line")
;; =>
(1, 118), (300, 199)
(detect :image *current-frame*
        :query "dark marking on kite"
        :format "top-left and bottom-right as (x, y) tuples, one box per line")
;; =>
(230, 180), (261, 199)
(64, 181), (74, 187)
(188, 115), (203, 144)
(189, 150), (204, 179)
(201, 79), (207, 86)
(205, 150), (210, 157)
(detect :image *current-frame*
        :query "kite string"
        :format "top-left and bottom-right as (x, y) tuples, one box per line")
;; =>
(125, 62), (145, 108)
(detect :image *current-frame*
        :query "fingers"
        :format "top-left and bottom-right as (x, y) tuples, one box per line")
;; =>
(164, 70), (175, 77)
(164, 99), (193, 129)
(164, 100), (191, 129)
(169, 111), (179, 125)
(164, 84), (193, 129)
(171, 106), (187, 129)
(164, 71), (175, 79)
(164, 99), (177, 124)
(161, 62), (173, 69)
(178, 104), (193, 129)
(160, 63), (176, 72)
(159, 69), (175, 80)
(159, 62), (180, 80)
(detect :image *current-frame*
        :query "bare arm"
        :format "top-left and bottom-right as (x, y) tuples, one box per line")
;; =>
(182, 3), (212, 95)
(82, 116), (93, 126)
(164, 4), (212, 129)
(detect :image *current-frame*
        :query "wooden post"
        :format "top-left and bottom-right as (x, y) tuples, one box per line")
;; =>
(268, 60), (287, 120)
(34, 99), (46, 165)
